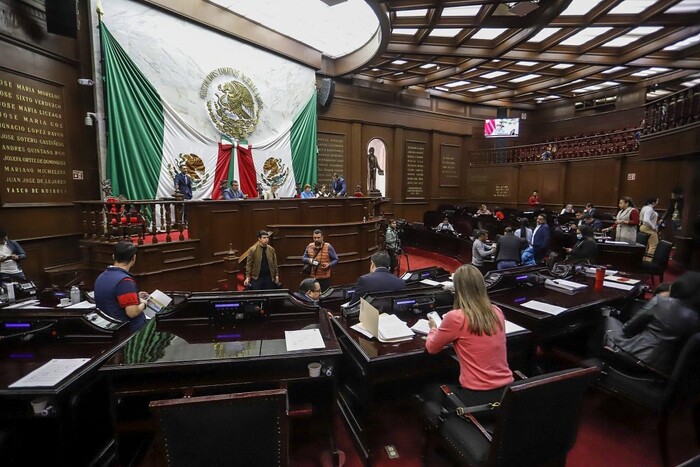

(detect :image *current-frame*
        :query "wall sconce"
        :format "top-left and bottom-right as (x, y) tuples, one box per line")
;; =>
(85, 112), (97, 126)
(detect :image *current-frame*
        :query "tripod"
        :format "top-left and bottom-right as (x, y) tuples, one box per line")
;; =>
(394, 243), (410, 276)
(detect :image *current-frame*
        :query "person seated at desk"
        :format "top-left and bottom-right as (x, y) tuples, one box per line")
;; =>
(0, 229), (27, 281)
(564, 225), (597, 263)
(495, 227), (522, 270)
(263, 184), (280, 200)
(421, 264), (514, 408)
(352, 185), (364, 197)
(471, 230), (494, 273)
(222, 180), (247, 200)
(293, 278), (321, 304)
(94, 241), (150, 333)
(475, 204), (492, 217)
(560, 204), (575, 215)
(300, 184), (315, 199)
(316, 185), (329, 198)
(601, 272), (700, 375)
(347, 251), (406, 306)
(582, 213), (604, 232)
(493, 207), (504, 221)
(436, 217), (454, 232)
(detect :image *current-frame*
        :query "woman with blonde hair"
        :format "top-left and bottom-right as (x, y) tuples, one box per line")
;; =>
(422, 264), (513, 408)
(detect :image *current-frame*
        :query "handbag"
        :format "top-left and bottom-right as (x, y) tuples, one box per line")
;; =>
(301, 245), (322, 275)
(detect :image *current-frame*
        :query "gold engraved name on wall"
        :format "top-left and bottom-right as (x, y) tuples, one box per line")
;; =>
(494, 185), (510, 198)
(200, 68), (263, 140)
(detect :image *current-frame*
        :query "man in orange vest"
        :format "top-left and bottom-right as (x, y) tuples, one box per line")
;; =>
(302, 229), (339, 292)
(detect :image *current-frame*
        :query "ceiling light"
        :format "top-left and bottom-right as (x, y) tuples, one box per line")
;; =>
(481, 70), (509, 79)
(509, 74), (540, 83)
(435, 86), (450, 91)
(420, 63), (437, 69)
(603, 66), (627, 74)
(516, 61), (539, 67)
(445, 80), (470, 88)
(441, 5), (481, 17)
(392, 59), (407, 65)
(552, 63), (574, 69)
(601, 26), (662, 48)
(666, 0), (700, 13)
(471, 28), (507, 40)
(468, 85), (497, 92)
(663, 33), (700, 51)
(608, 0), (656, 15)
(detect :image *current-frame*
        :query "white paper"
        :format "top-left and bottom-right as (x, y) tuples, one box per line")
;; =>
(144, 289), (173, 319)
(545, 279), (587, 291)
(350, 322), (374, 339)
(378, 314), (414, 342)
(604, 276), (640, 285)
(401, 272), (412, 280)
(4, 300), (41, 309)
(411, 318), (431, 335)
(603, 281), (635, 291)
(505, 320), (526, 334)
(420, 279), (441, 286)
(9, 358), (91, 388)
(521, 300), (568, 315)
(604, 240), (629, 245)
(65, 300), (95, 309)
(284, 329), (326, 351)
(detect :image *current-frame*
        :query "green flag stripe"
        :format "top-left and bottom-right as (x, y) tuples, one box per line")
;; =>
(290, 92), (317, 188)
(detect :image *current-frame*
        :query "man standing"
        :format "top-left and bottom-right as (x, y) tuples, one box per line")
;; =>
(174, 164), (193, 199)
(532, 214), (551, 263)
(244, 230), (279, 290)
(348, 251), (406, 306)
(495, 227), (523, 270)
(94, 241), (149, 333)
(528, 190), (541, 209)
(302, 229), (339, 292)
(222, 180), (247, 200)
(332, 173), (347, 197)
(385, 219), (400, 274)
(0, 230), (26, 281)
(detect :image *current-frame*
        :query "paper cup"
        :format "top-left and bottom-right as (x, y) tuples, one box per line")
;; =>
(60, 298), (71, 307)
(308, 362), (322, 377)
(31, 397), (48, 414)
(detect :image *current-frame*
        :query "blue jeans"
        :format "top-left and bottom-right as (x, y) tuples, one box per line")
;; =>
(497, 260), (518, 270)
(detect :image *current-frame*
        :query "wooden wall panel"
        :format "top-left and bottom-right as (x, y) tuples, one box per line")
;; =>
(619, 159), (682, 211)
(562, 160), (621, 210)
(466, 166), (519, 207)
(518, 164), (567, 210)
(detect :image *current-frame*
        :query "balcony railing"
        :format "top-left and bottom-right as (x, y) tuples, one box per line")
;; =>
(643, 84), (700, 135)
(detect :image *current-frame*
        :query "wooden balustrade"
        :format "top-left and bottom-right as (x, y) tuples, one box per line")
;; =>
(643, 84), (700, 135)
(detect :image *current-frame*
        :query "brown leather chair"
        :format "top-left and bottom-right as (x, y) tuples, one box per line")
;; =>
(149, 389), (288, 467)
(421, 367), (599, 467)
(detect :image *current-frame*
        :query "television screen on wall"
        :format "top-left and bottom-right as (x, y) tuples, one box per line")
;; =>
(484, 118), (520, 138)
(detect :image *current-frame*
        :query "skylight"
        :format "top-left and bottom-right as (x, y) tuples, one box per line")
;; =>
(445, 80), (470, 88)
(560, 0), (604, 16)
(420, 63), (437, 69)
(392, 59), (407, 65)
(516, 61), (539, 67)
(429, 28), (463, 38)
(552, 63), (574, 69)
(441, 5), (481, 17)
(481, 70), (509, 79)
(509, 74), (541, 83)
(536, 95), (561, 102)
(212, 0), (378, 59)
(666, 0), (700, 13)
(559, 27), (613, 46)
(527, 28), (561, 43)
(393, 28), (419, 35)
(663, 33), (700, 51)
(601, 27), (662, 47)
(471, 28), (507, 40)
(468, 85), (497, 92)
(395, 9), (428, 17)
(551, 79), (585, 89)
(681, 77), (700, 87)
(435, 86), (450, 92)
(603, 66), (628, 74)
(608, 0), (656, 15)
(631, 67), (670, 76)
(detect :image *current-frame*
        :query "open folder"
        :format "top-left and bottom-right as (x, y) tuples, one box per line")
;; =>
(352, 298), (415, 343)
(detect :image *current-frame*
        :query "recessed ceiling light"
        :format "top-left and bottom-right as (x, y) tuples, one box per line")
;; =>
(481, 70), (509, 79)
(561, 0), (604, 16)
(468, 85), (497, 92)
(441, 5), (481, 17)
(603, 66), (627, 74)
(392, 59), (407, 65)
(608, 0), (656, 15)
(395, 9), (428, 17)
(420, 63), (437, 69)
(471, 28), (507, 40)
(663, 33), (700, 51)
(601, 27), (662, 48)
(509, 74), (541, 83)
(552, 63), (574, 69)
(445, 80), (470, 88)
(435, 86), (450, 91)
(516, 61), (539, 67)
(371, 68), (380, 72)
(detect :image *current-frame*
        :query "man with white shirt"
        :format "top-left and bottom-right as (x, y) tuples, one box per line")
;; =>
(531, 214), (551, 263)
(640, 197), (659, 261)
(0, 230), (26, 281)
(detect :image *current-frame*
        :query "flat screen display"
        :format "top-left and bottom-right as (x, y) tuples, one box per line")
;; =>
(484, 118), (520, 138)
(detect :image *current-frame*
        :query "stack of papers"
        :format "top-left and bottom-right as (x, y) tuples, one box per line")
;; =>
(521, 300), (568, 315)
(584, 267), (618, 277)
(411, 319), (431, 335)
(604, 276), (640, 285)
(545, 279), (587, 295)
(143, 290), (173, 319)
(603, 281), (635, 291)
(352, 299), (415, 343)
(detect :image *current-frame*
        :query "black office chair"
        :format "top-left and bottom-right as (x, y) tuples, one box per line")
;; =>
(638, 239), (673, 284)
(421, 367), (599, 467)
(588, 333), (700, 466)
(636, 231), (651, 248)
(149, 389), (289, 467)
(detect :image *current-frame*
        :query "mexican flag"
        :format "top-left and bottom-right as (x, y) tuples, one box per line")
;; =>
(100, 22), (317, 201)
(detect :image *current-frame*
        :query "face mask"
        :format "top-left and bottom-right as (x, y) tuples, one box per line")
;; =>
(577, 234), (583, 240)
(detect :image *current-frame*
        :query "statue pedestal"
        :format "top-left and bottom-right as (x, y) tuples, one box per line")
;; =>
(369, 189), (383, 198)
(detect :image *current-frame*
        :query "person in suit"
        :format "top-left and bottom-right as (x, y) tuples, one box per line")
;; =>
(293, 278), (321, 304)
(348, 251), (406, 306)
(495, 227), (523, 270)
(531, 213), (550, 263)
(564, 225), (597, 263)
(222, 180), (247, 200)
(331, 173), (347, 197)
(174, 164), (193, 200)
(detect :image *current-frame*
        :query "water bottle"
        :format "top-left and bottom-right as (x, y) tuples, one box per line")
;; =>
(6, 282), (15, 301)
(70, 285), (80, 304)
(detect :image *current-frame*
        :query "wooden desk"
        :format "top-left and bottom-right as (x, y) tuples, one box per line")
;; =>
(401, 225), (472, 261)
(100, 292), (343, 465)
(0, 311), (128, 465)
(489, 274), (644, 339)
(332, 312), (532, 465)
(596, 241), (646, 271)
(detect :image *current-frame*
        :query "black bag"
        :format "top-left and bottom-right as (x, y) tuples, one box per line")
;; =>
(301, 263), (311, 275)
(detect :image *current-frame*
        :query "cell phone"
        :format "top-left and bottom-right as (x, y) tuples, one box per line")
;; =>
(427, 311), (442, 327)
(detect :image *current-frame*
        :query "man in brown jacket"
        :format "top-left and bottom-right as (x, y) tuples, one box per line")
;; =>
(302, 229), (339, 292)
(244, 230), (279, 290)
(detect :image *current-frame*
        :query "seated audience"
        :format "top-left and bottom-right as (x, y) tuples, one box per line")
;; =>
(316, 185), (329, 198)
(222, 180), (247, 200)
(436, 217), (454, 232)
(521, 246), (536, 266)
(560, 204), (575, 215)
(422, 264), (514, 407)
(541, 145), (552, 160)
(602, 272), (700, 375)
(293, 278), (321, 304)
(582, 213), (604, 232)
(475, 204), (492, 216)
(263, 184), (280, 200)
(495, 227), (522, 270)
(471, 230), (494, 273)
(0, 230), (27, 281)
(300, 184), (315, 199)
(348, 251), (406, 306)
(564, 225), (597, 263)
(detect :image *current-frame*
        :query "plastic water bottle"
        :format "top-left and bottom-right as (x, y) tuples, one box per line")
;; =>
(70, 285), (80, 304)
(6, 282), (15, 301)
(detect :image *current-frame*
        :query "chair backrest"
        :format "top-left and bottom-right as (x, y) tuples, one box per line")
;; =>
(636, 231), (651, 247)
(666, 333), (700, 404)
(149, 389), (288, 467)
(487, 367), (599, 467)
(652, 240), (673, 268)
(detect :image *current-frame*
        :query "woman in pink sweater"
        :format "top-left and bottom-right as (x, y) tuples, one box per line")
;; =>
(422, 264), (513, 407)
